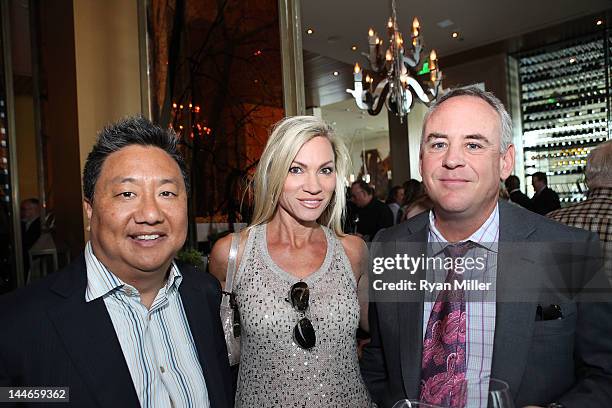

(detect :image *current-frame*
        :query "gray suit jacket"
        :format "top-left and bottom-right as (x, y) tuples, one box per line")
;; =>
(361, 200), (612, 407)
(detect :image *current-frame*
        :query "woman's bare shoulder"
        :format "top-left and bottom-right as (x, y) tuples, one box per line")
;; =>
(209, 233), (234, 281)
(339, 234), (368, 265)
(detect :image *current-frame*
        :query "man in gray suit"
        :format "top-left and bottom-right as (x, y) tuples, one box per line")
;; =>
(360, 87), (612, 408)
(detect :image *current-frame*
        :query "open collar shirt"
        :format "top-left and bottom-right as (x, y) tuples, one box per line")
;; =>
(84, 242), (209, 408)
(425, 204), (499, 408)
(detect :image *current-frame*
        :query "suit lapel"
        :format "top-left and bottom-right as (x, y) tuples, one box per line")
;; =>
(491, 201), (538, 398)
(398, 224), (428, 398)
(47, 257), (139, 407)
(179, 274), (228, 408)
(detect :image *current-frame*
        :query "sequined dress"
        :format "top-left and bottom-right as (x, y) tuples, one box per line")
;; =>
(233, 223), (371, 407)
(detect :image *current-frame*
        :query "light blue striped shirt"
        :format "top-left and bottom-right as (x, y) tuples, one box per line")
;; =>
(425, 205), (499, 408)
(84, 242), (209, 408)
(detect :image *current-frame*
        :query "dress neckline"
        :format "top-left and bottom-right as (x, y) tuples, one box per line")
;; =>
(259, 223), (333, 285)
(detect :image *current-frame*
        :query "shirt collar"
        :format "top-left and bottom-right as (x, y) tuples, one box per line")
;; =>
(428, 203), (499, 255)
(84, 241), (183, 302)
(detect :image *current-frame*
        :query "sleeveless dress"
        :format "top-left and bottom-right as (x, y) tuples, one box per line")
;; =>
(233, 223), (371, 407)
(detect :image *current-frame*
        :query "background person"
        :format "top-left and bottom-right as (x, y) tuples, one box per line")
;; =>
(504, 175), (533, 211)
(20, 198), (42, 280)
(386, 185), (405, 225)
(531, 171), (561, 215)
(209, 116), (371, 407)
(402, 179), (424, 209)
(350, 179), (394, 241)
(548, 140), (612, 285)
(402, 193), (433, 221)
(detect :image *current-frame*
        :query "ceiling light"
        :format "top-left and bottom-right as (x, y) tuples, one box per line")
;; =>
(351, 45), (357, 51)
(452, 31), (459, 38)
(333, 71), (339, 76)
(306, 28), (314, 35)
(436, 19), (454, 29)
(569, 57), (576, 64)
(596, 19), (603, 26)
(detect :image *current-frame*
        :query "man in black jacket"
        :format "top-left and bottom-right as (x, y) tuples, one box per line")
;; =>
(361, 87), (611, 408)
(531, 171), (561, 215)
(0, 117), (233, 407)
(350, 180), (394, 241)
(504, 175), (532, 211)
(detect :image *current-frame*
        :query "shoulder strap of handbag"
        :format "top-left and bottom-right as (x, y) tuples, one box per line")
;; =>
(221, 232), (240, 307)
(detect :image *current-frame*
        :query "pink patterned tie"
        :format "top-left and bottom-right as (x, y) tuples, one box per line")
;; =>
(419, 242), (473, 408)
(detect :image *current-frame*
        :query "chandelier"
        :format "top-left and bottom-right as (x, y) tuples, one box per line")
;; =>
(346, 0), (443, 120)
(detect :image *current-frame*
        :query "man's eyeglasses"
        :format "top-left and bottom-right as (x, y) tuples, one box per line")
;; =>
(287, 281), (316, 349)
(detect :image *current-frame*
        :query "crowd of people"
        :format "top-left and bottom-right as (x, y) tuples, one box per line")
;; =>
(0, 86), (610, 408)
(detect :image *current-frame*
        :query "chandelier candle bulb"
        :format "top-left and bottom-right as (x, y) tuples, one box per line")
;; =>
(353, 63), (362, 82)
(412, 17), (420, 37)
(429, 50), (437, 71)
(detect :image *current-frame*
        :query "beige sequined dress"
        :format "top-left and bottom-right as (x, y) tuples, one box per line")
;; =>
(233, 223), (371, 407)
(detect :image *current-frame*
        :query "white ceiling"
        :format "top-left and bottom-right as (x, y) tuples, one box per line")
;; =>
(320, 98), (389, 141)
(301, 0), (611, 66)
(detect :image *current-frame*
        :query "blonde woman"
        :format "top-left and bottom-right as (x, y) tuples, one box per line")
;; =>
(210, 116), (371, 407)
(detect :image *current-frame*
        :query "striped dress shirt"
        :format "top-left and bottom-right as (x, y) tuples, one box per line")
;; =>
(84, 242), (210, 408)
(424, 204), (499, 408)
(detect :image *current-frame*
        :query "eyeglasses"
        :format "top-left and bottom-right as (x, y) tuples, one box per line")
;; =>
(288, 281), (316, 349)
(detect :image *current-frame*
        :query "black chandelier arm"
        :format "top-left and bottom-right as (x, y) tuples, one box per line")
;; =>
(367, 82), (390, 116)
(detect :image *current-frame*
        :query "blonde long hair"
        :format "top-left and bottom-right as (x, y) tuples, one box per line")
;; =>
(249, 116), (349, 236)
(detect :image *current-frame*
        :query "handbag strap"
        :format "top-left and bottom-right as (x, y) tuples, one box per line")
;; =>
(221, 232), (240, 307)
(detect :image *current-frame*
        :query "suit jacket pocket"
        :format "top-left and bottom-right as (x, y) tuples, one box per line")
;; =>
(532, 311), (576, 337)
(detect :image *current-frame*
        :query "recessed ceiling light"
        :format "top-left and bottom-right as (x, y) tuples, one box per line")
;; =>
(569, 57), (576, 64)
(333, 71), (339, 76)
(306, 28), (314, 35)
(351, 45), (357, 51)
(596, 19), (603, 26)
(437, 19), (454, 29)
(452, 31), (459, 39)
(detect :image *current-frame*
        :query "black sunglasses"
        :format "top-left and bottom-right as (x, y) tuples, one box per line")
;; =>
(288, 282), (316, 349)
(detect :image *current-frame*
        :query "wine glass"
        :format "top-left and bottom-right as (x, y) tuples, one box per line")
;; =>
(391, 401), (444, 408)
(391, 377), (514, 408)
(488, 378), (515, 408)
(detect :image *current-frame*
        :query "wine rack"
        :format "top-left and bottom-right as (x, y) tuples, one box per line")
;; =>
(0, 99), (9, 204)
(518, 32), (610, 205)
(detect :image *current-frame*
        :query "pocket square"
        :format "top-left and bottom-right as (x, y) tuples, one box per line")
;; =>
(535, 304), (563, 321)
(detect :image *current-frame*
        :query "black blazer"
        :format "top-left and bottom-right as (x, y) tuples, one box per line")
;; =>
(361, 200), (612, 407)
(532, 186), (561, 215)
(0, 255), (233, 407)
(509, 190), (533, 212)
